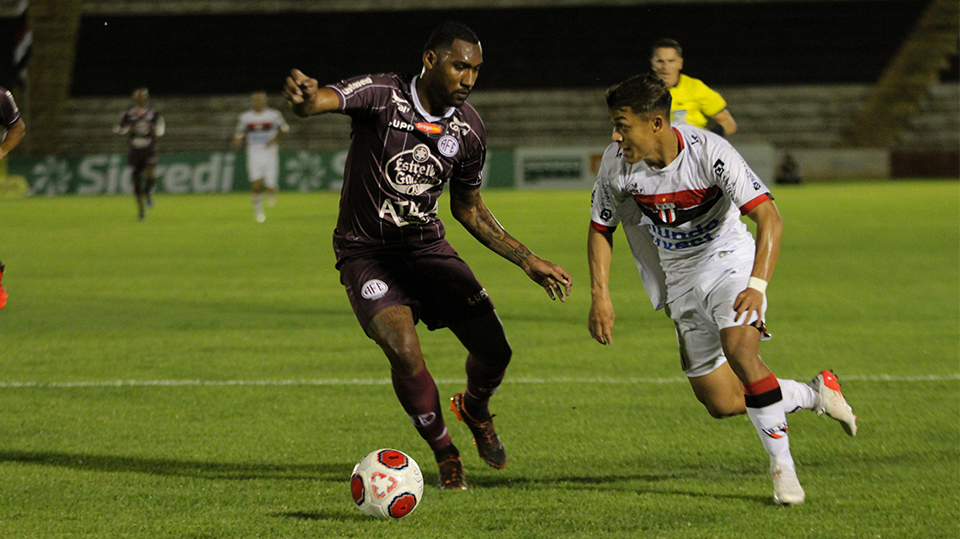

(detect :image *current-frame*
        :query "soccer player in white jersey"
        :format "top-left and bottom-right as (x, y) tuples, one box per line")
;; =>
(587, 73), (858, 505)
(234, 92), (289, 222)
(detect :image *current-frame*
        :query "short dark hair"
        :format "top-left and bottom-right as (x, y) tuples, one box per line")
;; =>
(605, 73), (672, 117)
(423, 21), (480, 53)
(651, 38), (683, 58)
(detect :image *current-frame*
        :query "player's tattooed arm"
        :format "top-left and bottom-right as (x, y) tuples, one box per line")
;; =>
(450, 183), (528, 263)
(450, 183), (572, 301)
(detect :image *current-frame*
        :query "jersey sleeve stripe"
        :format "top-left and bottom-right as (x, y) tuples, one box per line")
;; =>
(739, 193), (772, 215)
(591, 221), (615, 233)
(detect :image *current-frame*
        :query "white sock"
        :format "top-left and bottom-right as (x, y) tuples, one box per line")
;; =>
(745, 375), (796, 472)
(777, 378), (817, 414)
(746, 403), (796, 472)
(252, 194), (262, 213)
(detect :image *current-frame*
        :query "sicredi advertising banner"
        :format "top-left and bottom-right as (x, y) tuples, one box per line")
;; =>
(0, 149), (518, 197)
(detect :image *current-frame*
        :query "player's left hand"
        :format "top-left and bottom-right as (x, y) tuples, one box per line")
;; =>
(733, 288), (763, 326)
(524, 257), (572, 302)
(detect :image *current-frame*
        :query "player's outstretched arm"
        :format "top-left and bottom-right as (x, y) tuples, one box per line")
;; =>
(734, 199), (782, 324)
(0, 119), (24, 160)
(449, 183), (572, 302)
(587, 224), (616, 344)
(283, 69), (340, 118)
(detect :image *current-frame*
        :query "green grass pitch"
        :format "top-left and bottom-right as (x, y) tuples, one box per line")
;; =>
(0, 180), (957, 538)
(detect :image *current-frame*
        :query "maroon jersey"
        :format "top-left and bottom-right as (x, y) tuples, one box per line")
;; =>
(0, 87), (21, 129)
(118, 105), (163, 151)
(328, 73), (487, 262)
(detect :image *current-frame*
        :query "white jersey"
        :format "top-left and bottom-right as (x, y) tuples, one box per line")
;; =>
(590, 124), (772, 308)
(236, 108), (289, 154)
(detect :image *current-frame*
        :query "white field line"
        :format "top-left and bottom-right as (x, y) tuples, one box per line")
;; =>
(0, 373), (956, 389)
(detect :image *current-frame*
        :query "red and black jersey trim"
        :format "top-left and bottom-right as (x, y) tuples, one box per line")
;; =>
(632, 185), (723, 226)
(591, 221), (616, 233)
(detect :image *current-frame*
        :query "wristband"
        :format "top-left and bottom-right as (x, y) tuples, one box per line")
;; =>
(748, 277), (768, 294)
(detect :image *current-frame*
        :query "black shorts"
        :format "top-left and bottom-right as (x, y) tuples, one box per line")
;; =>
(128, 147), (158, 171)
(338, 239), (495, 332)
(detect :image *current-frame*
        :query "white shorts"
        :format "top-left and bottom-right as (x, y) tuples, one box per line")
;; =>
(246, 150), (279, 189)
(665, 267), (767, 378)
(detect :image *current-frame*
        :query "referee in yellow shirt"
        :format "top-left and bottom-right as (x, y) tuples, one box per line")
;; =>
(651, 38), (738, 136)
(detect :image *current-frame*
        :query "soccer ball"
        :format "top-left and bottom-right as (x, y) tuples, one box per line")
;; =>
(350, 448), (424, 519)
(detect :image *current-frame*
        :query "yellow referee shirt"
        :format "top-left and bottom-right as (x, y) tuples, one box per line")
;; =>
(668, 74), (727, 129)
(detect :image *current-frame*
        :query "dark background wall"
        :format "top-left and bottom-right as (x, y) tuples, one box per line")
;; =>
(60, 0), (954, 96)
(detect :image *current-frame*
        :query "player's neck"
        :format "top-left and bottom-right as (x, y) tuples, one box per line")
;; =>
(645, 127), (680, 170)
(416, 86), (442, 117)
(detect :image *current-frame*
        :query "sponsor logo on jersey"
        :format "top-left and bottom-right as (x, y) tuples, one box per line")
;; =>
(360, 279), (389, 300)
(389, 118), (415, 132)
(712, 159), (726, 179)
(448, 116), (472, 136)
(437, 135), (459, 157)
(378, 198), (439, 227)
(466, 288), (489, 306)
(647, 218), (721, 250)
(415, 122), (442, 134)
(340, 76), (373, 96)
(391, 90), (411, 113)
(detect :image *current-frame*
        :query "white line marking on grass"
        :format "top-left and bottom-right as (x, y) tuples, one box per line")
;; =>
(0, 373), (955, 389)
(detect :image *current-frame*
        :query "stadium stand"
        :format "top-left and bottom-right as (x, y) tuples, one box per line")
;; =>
(2, 0), (958, 177)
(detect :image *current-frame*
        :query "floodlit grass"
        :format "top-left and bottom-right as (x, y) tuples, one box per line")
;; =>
(0, 181), (957, 538)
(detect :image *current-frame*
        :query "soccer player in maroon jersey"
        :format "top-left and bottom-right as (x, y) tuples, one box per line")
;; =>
(283, 21), (572, 489)
(0, 86), (25, 309)
(114, 88), (165, 221)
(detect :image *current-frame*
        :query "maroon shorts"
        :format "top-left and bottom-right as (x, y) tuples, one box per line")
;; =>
(338, 240), (495, 332)
(128, 147), (158, 171)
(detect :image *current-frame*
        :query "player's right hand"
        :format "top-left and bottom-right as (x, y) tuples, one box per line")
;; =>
(283, 69), (318, 107)
(588, 298), (615, 345)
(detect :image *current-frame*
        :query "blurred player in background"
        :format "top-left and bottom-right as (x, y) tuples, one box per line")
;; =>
(588, 73), (856, 505)
(283, 21), (572, 490)
(0, 86), (25, 309)
(234, 91), (289, 222)
(114, 88), (165, 221)
(651, 38), (737, 137)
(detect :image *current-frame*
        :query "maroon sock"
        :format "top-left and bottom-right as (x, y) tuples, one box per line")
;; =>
(391, 367), (452, 452)
(464, 354), (505, 420)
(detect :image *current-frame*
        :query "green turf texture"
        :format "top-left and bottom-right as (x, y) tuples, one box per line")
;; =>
(0, 181), (957, 538)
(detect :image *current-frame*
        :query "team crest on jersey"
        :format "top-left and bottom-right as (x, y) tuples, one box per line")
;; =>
(361, 279), (389, 300)
(437, 135), (459, 157)
(391, 90), (411, 113)
(654, 200), (677, 223)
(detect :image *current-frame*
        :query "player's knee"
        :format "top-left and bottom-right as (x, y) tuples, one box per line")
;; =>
(474, 337), (512, 372)
(489, 343), (512, 371)
(703, 400), (746, 419)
